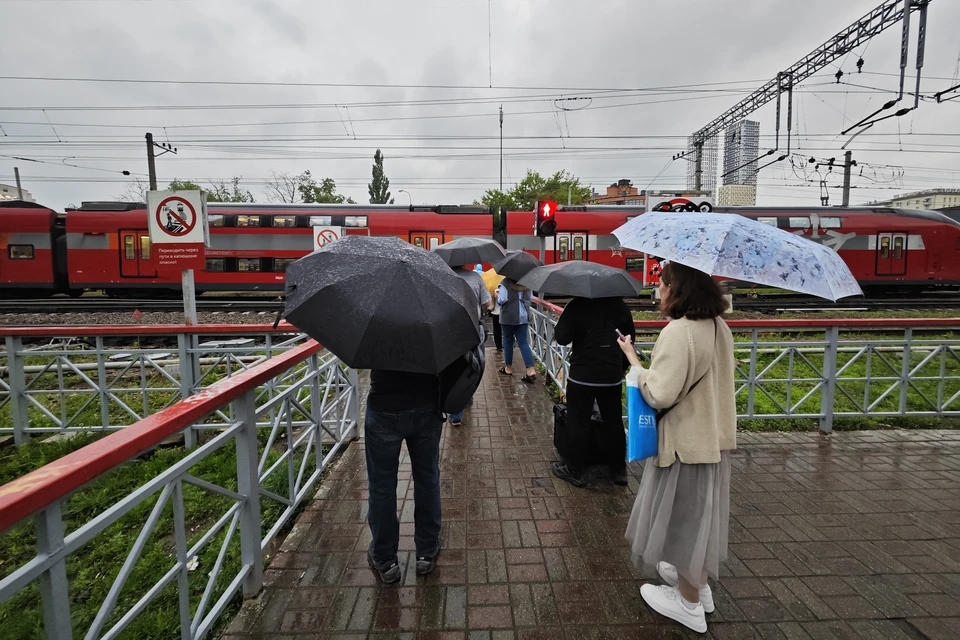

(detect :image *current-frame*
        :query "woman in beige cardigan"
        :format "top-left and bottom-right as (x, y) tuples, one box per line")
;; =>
(617, 261), (736, 634)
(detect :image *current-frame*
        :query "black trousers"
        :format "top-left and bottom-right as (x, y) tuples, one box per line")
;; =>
(564, 380), (626, 472)
(492, 314), (502, 349)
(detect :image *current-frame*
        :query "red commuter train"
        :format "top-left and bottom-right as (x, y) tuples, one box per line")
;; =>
(2, 199), (960, 297)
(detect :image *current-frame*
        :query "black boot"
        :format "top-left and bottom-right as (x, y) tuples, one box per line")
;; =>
(551, 461), (586, 488)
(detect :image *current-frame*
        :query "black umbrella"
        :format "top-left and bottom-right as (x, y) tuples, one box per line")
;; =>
(491, 250), (543, 281)
(431, 237), (506, 267)
(283, 236), (481, 374)
(517, 261), (643, 298)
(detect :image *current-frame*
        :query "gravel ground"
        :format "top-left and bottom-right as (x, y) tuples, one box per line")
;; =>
(1, 311), (283, 327)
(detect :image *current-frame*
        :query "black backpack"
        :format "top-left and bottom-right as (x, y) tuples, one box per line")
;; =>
(438, 323), (486, 414)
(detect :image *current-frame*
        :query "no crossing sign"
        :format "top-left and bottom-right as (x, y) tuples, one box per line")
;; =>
(313, 226), (346, 250)
(146, 190), (208, 271)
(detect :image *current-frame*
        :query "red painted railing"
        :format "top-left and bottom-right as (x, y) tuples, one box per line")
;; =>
(0, 322), (298, 338)
(0, 339), (321, 533)
(532, 297), (960, 329)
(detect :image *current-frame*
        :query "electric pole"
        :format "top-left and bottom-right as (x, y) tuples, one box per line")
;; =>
(499, 105), (503, 192)
(14, 167), (23, 200)
(145, 132), (177, 191)
(841, 150), (856, 207)
(693, 140), (703, 192)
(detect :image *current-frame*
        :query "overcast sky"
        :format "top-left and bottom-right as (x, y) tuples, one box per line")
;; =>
(1, 0), (959, 210)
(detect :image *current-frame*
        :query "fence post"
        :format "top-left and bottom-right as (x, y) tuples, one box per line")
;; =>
(235, 389), (263, 597)
(96, 336), (110, 431)
(543, 312), (556, 381)
(899, 328), (912, 415)
(6, 336), (29, 446)
(819, 327), (839, 433)
(178, 333), (198, 450)
(347, 367), (361, 440)
(36, 503), (73, 640)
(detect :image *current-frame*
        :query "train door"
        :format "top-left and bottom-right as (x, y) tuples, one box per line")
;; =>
(875, 232), (908, 276)
(555, 232), (588, 262)
(409, 232), (444, 250)
(119, 230), (158, 278)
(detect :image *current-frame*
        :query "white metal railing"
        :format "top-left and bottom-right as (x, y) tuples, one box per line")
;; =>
(0, 339), (359, 640)
(0, 324), (309, 447)
(529, 299), (960, 431)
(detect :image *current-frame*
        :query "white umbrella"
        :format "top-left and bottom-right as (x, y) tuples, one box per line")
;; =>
(612, 212), (863, 301)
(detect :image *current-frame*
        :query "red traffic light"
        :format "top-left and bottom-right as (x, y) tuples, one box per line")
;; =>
(534, 200), (558, 237)
(537, 200), (557, 219)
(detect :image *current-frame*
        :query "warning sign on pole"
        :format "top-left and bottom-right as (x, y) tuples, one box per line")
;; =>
(147, 190), (208, 270)
(313, 226), (345, 250)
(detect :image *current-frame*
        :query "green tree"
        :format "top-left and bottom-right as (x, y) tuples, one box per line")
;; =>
(208, 177), (255, 203)
(167, 178), (203, 192)
(368, 149), (394, 204)
(264, 170), (355, 204)
(477, 170), (592, 211)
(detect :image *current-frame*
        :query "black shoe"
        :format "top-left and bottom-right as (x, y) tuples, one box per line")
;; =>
(367, 549), (401, 584)
(610, 467), (629, 486)
(551, 461), (586, 488)
(416, 547), (440, 576)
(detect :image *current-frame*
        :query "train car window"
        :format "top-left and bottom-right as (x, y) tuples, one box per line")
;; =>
(208, 215), (225, 227)
(8, 244), (34, 260)
(310, 216), (333, 226)
(124, 235), (135, 260)
(820, 217), (842, 229)
(558, 236), (569, 261)
(894, 236), (904, 259)
(788, 217), (811, 229)
(205, 259), (226, 272)
(429, 237), (440, 249)
(413, 237), (424, 248)
(880, 236), (890, 259)
(757, 217), (778, 227)
(238, 258), (261, 272)
(273, 216), (297, 228)
(625, 257), (644, 271)
(345, 216), (368, 228)
(237, 215), (261, 227)
(573, 236), (584, 260)
(140, 237), (151, 260)
(275, 258), (296, 272)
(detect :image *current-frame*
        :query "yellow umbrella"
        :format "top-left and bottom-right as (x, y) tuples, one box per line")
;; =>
(481, 268), (505, 298)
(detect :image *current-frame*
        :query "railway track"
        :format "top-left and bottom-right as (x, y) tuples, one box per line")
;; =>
(0, 297), (284, 314)
(4, 293), (960, 316)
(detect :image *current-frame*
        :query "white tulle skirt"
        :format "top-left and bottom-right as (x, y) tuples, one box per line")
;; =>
(625, 452), (731, 588)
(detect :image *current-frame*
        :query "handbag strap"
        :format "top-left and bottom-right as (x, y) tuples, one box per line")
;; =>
(655, 318), (718, 422)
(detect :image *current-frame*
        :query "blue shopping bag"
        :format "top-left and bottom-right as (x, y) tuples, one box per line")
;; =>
(626, 367), (658, 462)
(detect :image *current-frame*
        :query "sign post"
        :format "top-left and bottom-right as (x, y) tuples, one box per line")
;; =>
(146, 190), (209, 325)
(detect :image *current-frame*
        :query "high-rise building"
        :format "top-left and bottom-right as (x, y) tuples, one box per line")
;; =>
(685, 134), (718, 196)
(722, 120), (760, 190)
(718, 184), (758, 206)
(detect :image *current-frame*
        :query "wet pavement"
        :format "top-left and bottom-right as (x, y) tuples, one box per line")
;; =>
(223, 346), (960, 639)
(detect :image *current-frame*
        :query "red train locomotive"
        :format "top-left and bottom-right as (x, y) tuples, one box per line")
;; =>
(2, 199), (960, 297)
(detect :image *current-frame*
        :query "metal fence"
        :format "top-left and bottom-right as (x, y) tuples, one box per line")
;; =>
(0, 324), (311, 447)
(0, 335), (359, 640)
(530, 299), (960, 431)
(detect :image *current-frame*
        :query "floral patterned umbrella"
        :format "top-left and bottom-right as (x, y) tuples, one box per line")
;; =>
(612, 212), (863, 301)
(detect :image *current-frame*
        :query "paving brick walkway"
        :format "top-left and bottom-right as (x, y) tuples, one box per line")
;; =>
(223, 346), (960, 639)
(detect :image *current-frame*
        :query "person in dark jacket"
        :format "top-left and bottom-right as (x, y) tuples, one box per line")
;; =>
(551, 296), (636, 487)
(365, 370), (443, 583)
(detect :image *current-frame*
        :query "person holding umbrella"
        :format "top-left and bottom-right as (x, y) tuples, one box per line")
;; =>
(614, 261), (735, 633)
(284, 236), (484, 584)
(517, 261), (642, 488)
(495, 278), (537, 381)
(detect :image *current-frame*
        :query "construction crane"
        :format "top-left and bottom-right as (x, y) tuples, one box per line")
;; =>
(688, 0), (930, 191)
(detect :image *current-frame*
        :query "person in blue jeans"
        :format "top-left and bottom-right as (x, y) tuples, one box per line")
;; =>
(497, 278), (537, 383)
(365, 370), (443, 583)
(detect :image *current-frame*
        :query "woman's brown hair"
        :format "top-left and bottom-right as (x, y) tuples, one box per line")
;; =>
(659, 262), (728, 320)
(507, 278), (529, 292)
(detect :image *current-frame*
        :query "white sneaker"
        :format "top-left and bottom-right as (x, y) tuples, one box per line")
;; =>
(640, 584), (707, 634)
(657, 561), (715, 614)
